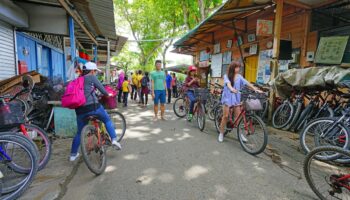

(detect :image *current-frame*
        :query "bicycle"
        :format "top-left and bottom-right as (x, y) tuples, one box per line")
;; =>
(299, 107), (350, 160)
(304, 146), (350, 200)
(173, 88), (208, 132)
(214, 90), (268, 155)
(0, 90), (51, 171)
(80, 110), (126, 175)
(0, 132), (38, 200)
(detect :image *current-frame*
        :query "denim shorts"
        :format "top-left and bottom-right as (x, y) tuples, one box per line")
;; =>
(154, 90), (166, 105)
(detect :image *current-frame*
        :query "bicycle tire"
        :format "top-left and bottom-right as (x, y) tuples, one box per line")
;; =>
(80, 125), (107, 175)
(214, 106), (230, 135)
(11, 124), (51, 171)
(315, 106), (334, 119)
(173, 98), (187, 118)
(237, 114), (268, 155)
(0, 134), (38, 199)
(292, 103), (314, 133)
(107, 110), (126, 142)
(299, 117), (350, 158)
(1, 133), (39, 175)
(284, 102), (302, 131)
(272, 101), (294, 129)
(303, 146), (350, 200)
(196, 103), (206, 132)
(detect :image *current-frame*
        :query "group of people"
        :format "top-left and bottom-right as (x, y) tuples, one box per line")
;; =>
(115, 70), (151, 108)
(68, 59), (263, 164)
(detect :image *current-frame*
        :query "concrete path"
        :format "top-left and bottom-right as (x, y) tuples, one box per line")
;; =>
(55, 102), (317, 200)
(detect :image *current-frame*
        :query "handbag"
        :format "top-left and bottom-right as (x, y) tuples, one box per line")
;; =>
(245, 98), (263, 111)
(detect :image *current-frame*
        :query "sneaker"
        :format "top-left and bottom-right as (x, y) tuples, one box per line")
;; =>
(112, 140), (122, 150)
(218, 133), (224, 143)
(187, 114), (193, 122)
(69, 153), (80, 162)
(240, 133), (248, 143)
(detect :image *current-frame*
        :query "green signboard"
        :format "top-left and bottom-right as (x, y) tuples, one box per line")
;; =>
(315, 36), (349, 64)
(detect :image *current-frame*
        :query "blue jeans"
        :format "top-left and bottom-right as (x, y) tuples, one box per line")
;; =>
(187, 91), (196, 114)
(71, 105), (117, 155)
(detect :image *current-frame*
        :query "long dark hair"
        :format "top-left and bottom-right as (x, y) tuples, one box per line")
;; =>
(227, 61), (241, 86)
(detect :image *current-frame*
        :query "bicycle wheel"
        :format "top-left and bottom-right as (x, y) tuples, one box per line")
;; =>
(304, 146), (350, 200)
(196, 103), (206, 132)
(283, 101), (302, 131)
(237, 114), (268, 155)
(11, 124), (51, 171)
(272, 101), (294, 129)
(316, 106), (334, 119)
(107, 110), (126, 142)
(300, 118), (350, 159)
(0, 134), (38, 199)
(80, 125), (107, 175)
(214, 106), (230, 135)
(173, 98), (187, 118)
(292, 103), (314, 133)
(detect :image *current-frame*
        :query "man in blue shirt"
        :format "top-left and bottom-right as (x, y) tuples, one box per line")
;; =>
(165, 70), (172, 104)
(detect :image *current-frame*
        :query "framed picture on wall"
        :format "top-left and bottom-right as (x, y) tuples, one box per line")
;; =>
(227, 40), (232, 48)
(223, 51), (232, 64)
(237, 36), (243, 46)
(214, 43), (221, 54)
(249, 44), (258, 55)
(248, 34), (256, 42)
(200, 50), (210, 61)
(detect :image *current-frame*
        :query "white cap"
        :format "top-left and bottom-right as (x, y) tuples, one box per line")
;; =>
(84, 62), (101, 72)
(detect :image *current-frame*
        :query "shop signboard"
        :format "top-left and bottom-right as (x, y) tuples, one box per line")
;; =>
(315, 36), (349, 64)
(256, 20), (273, 36)
(211, 53), (223, 78)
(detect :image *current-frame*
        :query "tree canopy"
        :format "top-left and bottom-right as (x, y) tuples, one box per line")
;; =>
(113, 0), (224, 72)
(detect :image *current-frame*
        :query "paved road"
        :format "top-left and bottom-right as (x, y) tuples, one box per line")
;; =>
(62, 102), (317, 200)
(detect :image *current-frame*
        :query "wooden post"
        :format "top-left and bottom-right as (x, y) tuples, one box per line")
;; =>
(268, 0), (284, 121)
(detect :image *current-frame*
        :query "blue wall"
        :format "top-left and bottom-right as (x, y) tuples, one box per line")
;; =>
(16, 33), (66, 82)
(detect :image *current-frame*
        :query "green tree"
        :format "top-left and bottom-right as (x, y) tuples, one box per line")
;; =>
(114, 0), (223, 70)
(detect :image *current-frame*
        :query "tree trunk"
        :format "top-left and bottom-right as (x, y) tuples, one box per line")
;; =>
(198, 0), (206, 22)
(182, 2), (191, 30)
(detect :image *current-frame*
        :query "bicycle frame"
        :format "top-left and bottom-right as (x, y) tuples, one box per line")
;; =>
(226, 106), (254, 134)
(0, 146), (11, 161)
(86, 119), (110, 151)
(333, 174), (350, 190)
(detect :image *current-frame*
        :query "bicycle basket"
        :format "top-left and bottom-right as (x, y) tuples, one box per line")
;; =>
(0, 101), (25, 126)
(194, 88), (209, 101)
(241, 92), (266, 111)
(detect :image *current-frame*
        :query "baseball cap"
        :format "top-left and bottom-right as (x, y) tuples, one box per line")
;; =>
(84, 62), (101, 72)
(188, 66), (197, 71)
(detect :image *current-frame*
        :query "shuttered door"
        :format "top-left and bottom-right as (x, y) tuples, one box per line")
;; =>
(245, 56), (259, 83)
(0, 21), (15, 80)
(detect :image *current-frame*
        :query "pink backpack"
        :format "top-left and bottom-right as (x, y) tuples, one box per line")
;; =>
(61, 77), (86, 109)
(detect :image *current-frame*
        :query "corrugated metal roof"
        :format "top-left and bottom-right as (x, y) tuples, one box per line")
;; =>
(173, 0), (273, 54)
(71, 0), (127, 55)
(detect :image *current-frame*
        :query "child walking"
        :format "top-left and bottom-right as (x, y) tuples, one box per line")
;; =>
(122, 76), (131, 107)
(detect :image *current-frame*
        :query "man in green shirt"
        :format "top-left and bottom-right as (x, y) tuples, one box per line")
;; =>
(151, 60), (167, 120)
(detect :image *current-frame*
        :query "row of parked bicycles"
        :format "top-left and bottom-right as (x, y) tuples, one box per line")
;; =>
(0, 79), (53, 200)
(175, 80), (350, 199)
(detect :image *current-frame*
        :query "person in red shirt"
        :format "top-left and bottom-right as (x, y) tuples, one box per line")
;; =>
(184, 66), (200, 121)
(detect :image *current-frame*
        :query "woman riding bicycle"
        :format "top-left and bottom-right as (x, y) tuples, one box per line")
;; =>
(184, 66), (200, 121)
(218, 61), (262, 143)
(70, 62), (121, 161)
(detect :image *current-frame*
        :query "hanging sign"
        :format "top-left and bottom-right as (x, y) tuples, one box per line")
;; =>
(256, 20), (273, 36)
